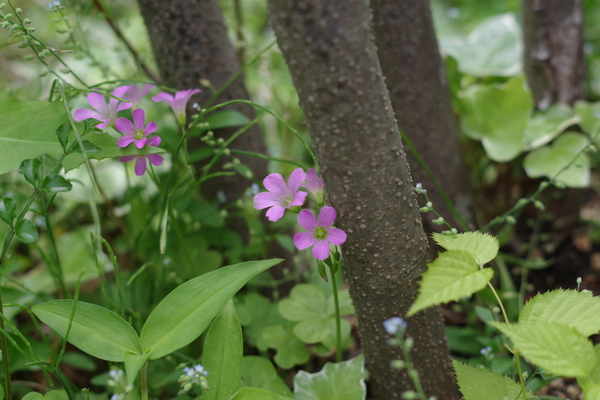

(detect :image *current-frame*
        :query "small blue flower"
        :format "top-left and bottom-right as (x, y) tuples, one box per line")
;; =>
(383, 317), (407, 335)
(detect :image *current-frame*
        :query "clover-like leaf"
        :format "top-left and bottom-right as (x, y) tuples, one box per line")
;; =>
(293, 355), (366, 400)
(522, 104), (579, 150)
(256, 325), (310, 370)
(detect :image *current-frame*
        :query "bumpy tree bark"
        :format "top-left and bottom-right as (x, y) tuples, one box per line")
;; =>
(371, 0), (472, 232)
(137, 0), (267, 201)
(522, 0), (585, 109)
(268, 1), (458, 399)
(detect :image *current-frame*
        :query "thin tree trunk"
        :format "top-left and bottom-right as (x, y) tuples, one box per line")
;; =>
(371, 0), (472, 233)
(268, 1), (458, 399)
(522, 0), (585, 109)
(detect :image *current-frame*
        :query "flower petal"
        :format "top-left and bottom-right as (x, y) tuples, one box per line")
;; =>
(115, 117), (136, 135)
(111, 85), (130, 98)
(86, 92), (108, 115)
(152, 92), (175, 104)
(147, 135), (161, 147)
(147, 153), (164, 166)
(304, 168), (324, 193)
(132, 108), (146, 129)
(135, 137), (147, 149)
(327, 228), (347, 245)
(317, 206), (337, 227)
(289, 191), (307, 207)
(297, 209), (317, 232)
(134, 156), (147, 176)
(287, 168), (306, 192)
(117, 135), (135, 148)
(312, 240), (331, 260)
(119, 155), (136, 162)
(265, 206), (285, 222)
(116, 102), (133, 112)
(293, 232), (316, 250)
(263, 173), (287, 195)
(254, 192), (280, 210)
(73, 108), (103, 122)
(144, 121), (157, 135)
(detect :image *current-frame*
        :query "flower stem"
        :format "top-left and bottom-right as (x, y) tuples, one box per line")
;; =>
(328, 264), (342, 362)
(140, 360), (149, 400)
(514, 349), (528, 400)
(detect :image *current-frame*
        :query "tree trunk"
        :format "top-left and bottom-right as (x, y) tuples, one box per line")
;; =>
(268, 1), (458, 399)
(137, 0), (267, 201)
(371, 0), (472, 233)
(522, 0), (585, 109)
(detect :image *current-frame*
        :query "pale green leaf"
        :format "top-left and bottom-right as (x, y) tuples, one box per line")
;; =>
(203, 300), (243, 400)
(240, 356), (294, 398)
(490, 322), (596, 377)
(278, 284), (326, 322)
(433, 232), (499, 265)
(124, 351), (149, 387)
(256, 325), (309, 370)
(523, 132), (590, 188)
(293, 317), (351, 349)
(573, 100), (600, 137)
(519, 289), (600, 336)
(228, 387), (293, 400)
(32, 300), (141, 362)
(0, 99), (68, 175)
(458, 76), (532, 162)
(140, 259), (281, 360)
(522, 104), (579, 150)
(293, 355), (366, 400)
(577, 344), (600, 399)
(407, 250), (493, 317)
(453, 360), (533, 400)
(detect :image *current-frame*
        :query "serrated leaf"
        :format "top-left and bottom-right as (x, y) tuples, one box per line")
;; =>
(519, 289), (600, 336)
(32, 300), (141, 362)
(140, 259), (281, 360)
(490, 321), (596, 377)
(406, 250), (493, 317)
(293, 355), (366, 400)
(55, 123), (71, 152)
(19, 158), (41, 186)
(41, 174), (72, 193)
(453, 360), (533, 400)
(15, 219), (38, 243)
(71, 140), (101, 153)
(523, 132), (590, 188)
(522, 104), (579, 150)
(458, 76), (531, 162)
(0, 198), (17, 225)
(240, 356), (294, 398)
(577, 345), (600, 399)
(0, 98), (68, 176)
(433, 232), (499, 265)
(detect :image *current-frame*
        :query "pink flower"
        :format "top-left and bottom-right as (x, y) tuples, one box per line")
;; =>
(122, 84), (156, 108)
(293, 206), (347, 260)
(120, 152), (164, 176)
(303, 168), (325, 205)
(152, 88), (201, 125)
(74, 86), (132, 129)
(116, 109), (158, 149)
(253, 168), (307, 222)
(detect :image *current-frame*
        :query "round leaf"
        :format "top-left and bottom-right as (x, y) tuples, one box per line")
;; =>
(15, 219), (38, 243)
(42, 174), (73, 193)
(0, 198), (17, 226)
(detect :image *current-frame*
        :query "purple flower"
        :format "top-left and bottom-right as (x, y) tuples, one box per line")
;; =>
(152, 88), (201, 125)
(122, 84), (155, 108)
(254, 168), (307, 222)
(119, 153), (164, 176)
(116, 109), (158, 149)
(73, 86), (132, 129)
(303, 168), (325, 205)
(293, 206), (347, 260)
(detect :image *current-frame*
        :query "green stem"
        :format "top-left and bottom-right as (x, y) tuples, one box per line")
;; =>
(0, 286), (10, 400)
(400, 338), (427, 400)
(486, 281), (509, 323)
(140, 360), (149, 400)
(328, 263), (342, 362)
(514, 350), (528, 399)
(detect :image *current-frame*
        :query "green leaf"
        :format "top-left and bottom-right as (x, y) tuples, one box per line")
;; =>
(278, 284), (326, 321)
(55, 123), (71, 152)
(519, 289), (600, 336)
(228, 387), (292, 400)
(522, 104), (579, 150)
(293, 317), (351, 349)
(433, 231), (499, 265)
(71, 139), (102, 153)
(577, 345), (600, 399)
(523, 132), (590, 188)
(124, 351), (149, 387)
(458, 76), (532, 162)
(140, 259), (281, 360)
(293, 355), (366, 400)
(32, 300), (141, 362)
(234, 293), (287, 347)
(573, 100), (600, 137)
(439, 13), (522, 77)
(0, 99), (68, 176)
(203, 300), (243, 400)
(21, 394), (44, 400)
(240, 356), (294, 398)
(15, 219), (38, 243)
(0, 198), (17, 226)
(19, 158), (41, 186)
(206, 110), (251, 131)
(453, 360), (532, 400)
(490, 321), (596, 377)
(406, 250), (494, 317)
(256, 325), (310, 370)
(41, 174), (73, 193)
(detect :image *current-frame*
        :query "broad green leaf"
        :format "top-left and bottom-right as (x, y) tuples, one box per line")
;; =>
(32, 300), (141, 362)
(523, 132), (590, 188)
(407, 250), (493, 317)
(573, 100), (600, 137)
(439, 13), (522, 77)
(453, 360), (532, 400)
(41, 174), (72, 193)
(256, 325), (309, 369)
(0, 99), (68, 175)
(206, 110), (251, 130)
(490, 321), (596, 377)
(240, 356), (294, 398)
(61, 133), (166, 172)
(433, 232), (499, 265)
(234, 293), (287, 347)
(519, 289), (600, 336)
(124, 351), (149, 387)
(293, 355), (366, 400)
(293, 317), (351, 349)
(0, 198), (17, 225)
(203, 300), (243, 400)
(228, 387), (292, 400)
(19, 158), (41, 186)
(140, 259), (281, 359)
(15, 219), (38, 243)
(578, 345), (600, 399)
(458, 76), (532, 162)
(21, 394), (43, 400)
(522, 104), (579, 150)
(55, 123), (71, 152)
(278, 284), (326, 321)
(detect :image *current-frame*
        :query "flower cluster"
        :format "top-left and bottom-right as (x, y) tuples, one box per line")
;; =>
(177, 364), (210, 395)
(106, 368), (132, 400)
(73, 84), (200, 176)
(253, 168), (346, 261)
